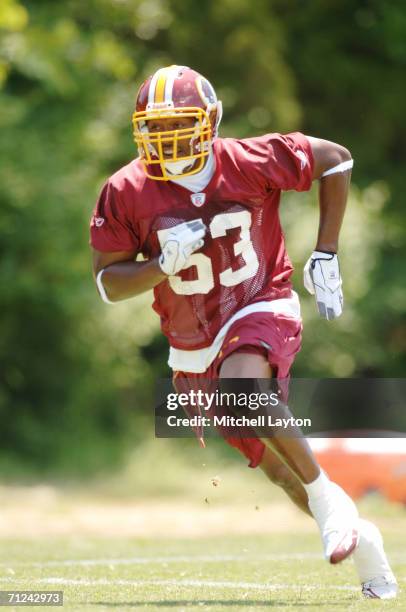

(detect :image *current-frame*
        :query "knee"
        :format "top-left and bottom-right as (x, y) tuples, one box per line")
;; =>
(263, 461), (294, 488)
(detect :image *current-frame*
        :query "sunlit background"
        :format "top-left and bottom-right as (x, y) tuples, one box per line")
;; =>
(0, 0), (405, 503)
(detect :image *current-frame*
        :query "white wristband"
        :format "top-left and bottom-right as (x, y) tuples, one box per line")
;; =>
(321, 159), (354, 177)
(96, 268), (115, 305)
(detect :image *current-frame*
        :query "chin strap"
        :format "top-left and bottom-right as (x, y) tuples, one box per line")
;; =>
(164, 158), (195, 175)
(321, 159), (354, 177)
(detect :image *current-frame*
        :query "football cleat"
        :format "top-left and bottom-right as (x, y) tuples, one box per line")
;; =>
(329, 527), (359, 564)
(308, 482), (359, 564)
(361, 574), (398, 599)
(353, 519), (398, 599)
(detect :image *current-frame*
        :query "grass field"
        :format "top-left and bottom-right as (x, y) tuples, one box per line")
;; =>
(0, 443), (404, 610)
(0, 531), (404, 611)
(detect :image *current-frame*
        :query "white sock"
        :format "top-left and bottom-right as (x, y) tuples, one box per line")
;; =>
(353, 519), (393, 583)
(302, 470), (331, 502)
(303, 470), (359, 561)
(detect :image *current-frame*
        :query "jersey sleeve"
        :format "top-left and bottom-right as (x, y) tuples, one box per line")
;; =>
(240, 132), (314, 193)
(90, 180), (140, 253)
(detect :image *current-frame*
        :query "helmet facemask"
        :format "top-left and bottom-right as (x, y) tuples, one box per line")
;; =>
(133, 65), (222, 181)
(132, 105), (216, 181)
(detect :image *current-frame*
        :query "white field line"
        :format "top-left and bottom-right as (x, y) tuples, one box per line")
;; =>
(1, 551), (406, 568)
(0, 577), (360, 591)
(0, 553), (322, 568)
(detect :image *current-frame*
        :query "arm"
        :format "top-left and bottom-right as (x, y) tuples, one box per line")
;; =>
(92, 249), (166, 303)
(92, 219), (206, 303)
(303, 137), (353, 320)
(307, 136), (352, 253)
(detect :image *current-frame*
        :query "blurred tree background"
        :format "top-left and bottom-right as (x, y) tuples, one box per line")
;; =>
(0, 0), (404, 477)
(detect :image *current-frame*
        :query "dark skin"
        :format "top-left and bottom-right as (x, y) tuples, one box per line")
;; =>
(220, 351), (312, 512)
(92, 135), (351, 495)
(93, 136), (351, 296)
(147, 116), (197, 160)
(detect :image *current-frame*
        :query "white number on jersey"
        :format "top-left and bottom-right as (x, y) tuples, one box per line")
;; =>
(210, 210), (259, 287)
(157, 211), (259, 295)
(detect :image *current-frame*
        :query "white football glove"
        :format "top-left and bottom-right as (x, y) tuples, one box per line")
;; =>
(303, 250), (343, 320)
(159, 220), (206, 276)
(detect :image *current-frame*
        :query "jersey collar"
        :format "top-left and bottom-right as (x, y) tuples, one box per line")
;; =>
(168, 149), (215, 193)
(167, 141), (223, 202)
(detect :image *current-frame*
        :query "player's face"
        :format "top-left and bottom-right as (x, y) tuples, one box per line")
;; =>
(147, 116), (197, 159)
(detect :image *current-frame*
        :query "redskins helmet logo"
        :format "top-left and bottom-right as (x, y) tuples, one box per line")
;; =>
(132, 66), (222, 182)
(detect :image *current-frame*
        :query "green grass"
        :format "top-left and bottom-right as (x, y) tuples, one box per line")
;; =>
(0, 532), (404, 611)
(0, 442), (404, 610)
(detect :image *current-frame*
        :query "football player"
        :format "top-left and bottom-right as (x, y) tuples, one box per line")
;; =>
(90, 65), (397, 599)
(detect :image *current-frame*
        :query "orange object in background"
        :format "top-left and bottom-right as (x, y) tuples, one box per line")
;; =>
(309, 436), (406, 504)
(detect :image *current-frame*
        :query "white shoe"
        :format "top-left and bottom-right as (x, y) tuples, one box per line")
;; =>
(353, 519), (398, 599)
(309, 482), (359, 564)
(362, 574), (398, 599)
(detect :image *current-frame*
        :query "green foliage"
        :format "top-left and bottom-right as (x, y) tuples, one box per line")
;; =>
(0, 0), (404, 475)
(273, 0), (406, 375)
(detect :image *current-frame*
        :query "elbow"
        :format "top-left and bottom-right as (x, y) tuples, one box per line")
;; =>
(337, 144), (351, 163)
(328, 144), (352, 168)
(319, 144), (353, 179)
(308, 136), (352, 179)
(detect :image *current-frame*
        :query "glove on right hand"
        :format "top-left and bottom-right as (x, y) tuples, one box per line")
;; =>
(159, 220), (206, 276)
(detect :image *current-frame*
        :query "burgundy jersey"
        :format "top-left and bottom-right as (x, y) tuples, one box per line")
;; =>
(90, 132), (314, 350)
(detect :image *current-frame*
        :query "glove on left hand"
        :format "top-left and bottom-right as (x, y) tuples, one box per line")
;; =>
(303, 250), (343, 320)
